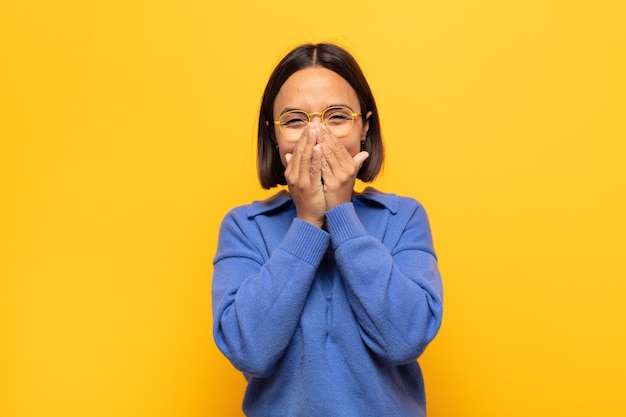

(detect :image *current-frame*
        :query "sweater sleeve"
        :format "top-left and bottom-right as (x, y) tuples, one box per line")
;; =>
(325, 201), (443, 365)
(212, 210), (330, 377)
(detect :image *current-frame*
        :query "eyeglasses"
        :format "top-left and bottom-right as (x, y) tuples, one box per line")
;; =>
(274, 106), (362, 141)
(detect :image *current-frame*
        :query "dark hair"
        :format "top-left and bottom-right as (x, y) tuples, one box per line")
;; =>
(257, 43), (384, 189)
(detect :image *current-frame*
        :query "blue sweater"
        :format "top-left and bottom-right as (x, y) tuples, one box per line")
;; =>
(212, 187), (443, 417)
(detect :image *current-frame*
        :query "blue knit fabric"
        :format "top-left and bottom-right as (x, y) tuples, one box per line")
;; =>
(212, 187), (443, 417)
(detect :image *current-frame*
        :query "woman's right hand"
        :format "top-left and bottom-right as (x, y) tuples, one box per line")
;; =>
(284, 123), (326, 228)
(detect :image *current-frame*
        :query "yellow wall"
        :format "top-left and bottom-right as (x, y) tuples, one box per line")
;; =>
(1, 1), (625, 416)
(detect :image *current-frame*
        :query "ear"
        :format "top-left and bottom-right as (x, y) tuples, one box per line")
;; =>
(361, 111), (372, 138)
(265, 120), (278, 143)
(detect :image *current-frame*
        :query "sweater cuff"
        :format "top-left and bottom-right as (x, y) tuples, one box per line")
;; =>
(325, 203), (369, 249)
(278, 218), (330, 266)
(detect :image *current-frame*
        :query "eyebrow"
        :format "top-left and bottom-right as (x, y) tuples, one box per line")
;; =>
(277, 103), (355, 114)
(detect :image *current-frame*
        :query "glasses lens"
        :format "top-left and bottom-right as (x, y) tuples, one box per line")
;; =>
(323, 107), (354, 137)
(279, 110), (308, 140)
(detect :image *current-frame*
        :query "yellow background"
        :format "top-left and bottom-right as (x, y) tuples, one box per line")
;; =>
(1, 1), (625, 416)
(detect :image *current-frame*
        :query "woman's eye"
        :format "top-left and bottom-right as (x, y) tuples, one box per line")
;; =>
(283, 119), (306, 127)
(282, 113), (308, 126)
(325, 110), (351, 123)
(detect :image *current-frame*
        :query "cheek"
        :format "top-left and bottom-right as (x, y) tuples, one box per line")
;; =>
(344, 140), (360, 157)
(342, 132), (363, 157)
(277, 141), (297, 167)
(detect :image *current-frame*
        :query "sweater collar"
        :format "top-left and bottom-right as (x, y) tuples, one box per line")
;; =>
(246, 187), (398, 218)
(246, 190), (292, 218)
(357, 187), (399, 214)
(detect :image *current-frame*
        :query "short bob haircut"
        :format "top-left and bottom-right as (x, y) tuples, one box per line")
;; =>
(257, 43), (384, 189)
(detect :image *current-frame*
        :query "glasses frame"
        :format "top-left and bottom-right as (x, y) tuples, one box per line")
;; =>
(273, 105), (362, 141)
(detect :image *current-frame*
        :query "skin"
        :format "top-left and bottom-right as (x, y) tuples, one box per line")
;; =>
(273, 67), (371, 228)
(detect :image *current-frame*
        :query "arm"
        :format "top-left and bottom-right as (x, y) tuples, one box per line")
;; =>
(212, 212), (330, 377)
(326, 201), (443, 365)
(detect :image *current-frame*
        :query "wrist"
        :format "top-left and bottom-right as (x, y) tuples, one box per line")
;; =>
(297, 214), (325, 229)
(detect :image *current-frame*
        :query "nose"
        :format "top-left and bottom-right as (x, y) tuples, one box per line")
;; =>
(309, 111), (324, 123)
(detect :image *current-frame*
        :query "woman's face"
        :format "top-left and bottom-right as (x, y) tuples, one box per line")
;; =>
(272, 67), (370, 167)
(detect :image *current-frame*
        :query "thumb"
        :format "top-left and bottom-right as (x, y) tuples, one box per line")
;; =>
(353, 151), (369, 167)
(285, 153), (292, 164)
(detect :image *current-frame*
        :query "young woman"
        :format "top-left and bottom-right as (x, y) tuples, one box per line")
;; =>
(212, 43), (443, 417)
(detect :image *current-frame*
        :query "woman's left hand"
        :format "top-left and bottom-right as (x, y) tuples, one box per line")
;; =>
(318, 126), (369, 210)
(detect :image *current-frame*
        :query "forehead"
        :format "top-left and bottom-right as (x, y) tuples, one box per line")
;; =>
(274, 67), (359, 113)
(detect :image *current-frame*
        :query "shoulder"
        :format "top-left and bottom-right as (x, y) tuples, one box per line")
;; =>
(222, 190), (293, 222)
(215, 191), (294, 257)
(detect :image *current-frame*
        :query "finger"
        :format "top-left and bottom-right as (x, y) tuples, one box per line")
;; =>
(298, 123), (318, 180)
(353, 151), (369, 167)
(320, 147), (331, 181)
(311, 144), (322, 181)
(319, 126), (350, 173)
(287, 124), (312, 180)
